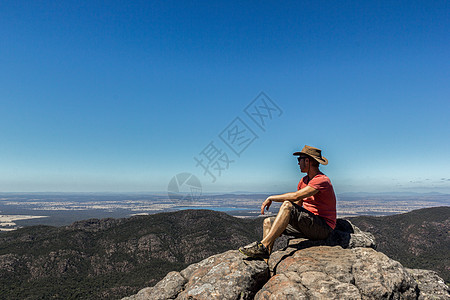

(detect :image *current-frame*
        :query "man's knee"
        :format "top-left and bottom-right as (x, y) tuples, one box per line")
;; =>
(280, 201), (293, 212)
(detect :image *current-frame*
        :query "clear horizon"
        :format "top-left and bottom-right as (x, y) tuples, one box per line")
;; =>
(1, 2), (449, 194)
(0, 191), (448, 197)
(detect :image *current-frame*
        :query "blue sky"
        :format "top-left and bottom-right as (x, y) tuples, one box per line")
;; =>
(0, 1), (449, 194)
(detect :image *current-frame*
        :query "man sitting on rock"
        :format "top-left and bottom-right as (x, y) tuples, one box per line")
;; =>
(239, 145), (336, 260)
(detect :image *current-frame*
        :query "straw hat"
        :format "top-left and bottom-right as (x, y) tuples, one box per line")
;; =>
(293, 145), (328, 165)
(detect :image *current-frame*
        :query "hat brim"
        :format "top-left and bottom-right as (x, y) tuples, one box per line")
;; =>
(293, 152), (328, 165)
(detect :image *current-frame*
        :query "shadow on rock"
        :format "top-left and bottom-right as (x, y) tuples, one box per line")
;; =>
(269, 219), (376, 275)
(287, 219), (375, 251)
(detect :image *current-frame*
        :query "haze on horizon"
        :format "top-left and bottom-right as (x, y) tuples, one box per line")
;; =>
(1, 2), (449, 195)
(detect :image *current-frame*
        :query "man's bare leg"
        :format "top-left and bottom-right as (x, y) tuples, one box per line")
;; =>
(261, 201), (292, 253)
(262, 217), (274, 256)
(263, 217), (274, 239)
(239, 201), (292, 262)
(262, 217), (275, 264)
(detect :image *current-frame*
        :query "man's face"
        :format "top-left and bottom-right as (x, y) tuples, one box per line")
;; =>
(297, 156), (308, 173)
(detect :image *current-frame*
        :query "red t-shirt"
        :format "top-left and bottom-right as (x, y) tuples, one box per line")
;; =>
(297, 173), (336, 229)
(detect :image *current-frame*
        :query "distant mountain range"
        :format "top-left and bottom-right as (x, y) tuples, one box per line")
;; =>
(0, 206), (448, 299)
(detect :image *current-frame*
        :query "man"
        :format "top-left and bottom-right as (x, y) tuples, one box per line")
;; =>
(239, 145), (336, 259)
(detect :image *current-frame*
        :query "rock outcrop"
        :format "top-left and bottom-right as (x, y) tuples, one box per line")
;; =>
(124, 219), (449, 300)
(260, 246), (418, 299)
(123, 250), (268, 300)
(349, 206), (450, 284)
(406, 268), (450, 300)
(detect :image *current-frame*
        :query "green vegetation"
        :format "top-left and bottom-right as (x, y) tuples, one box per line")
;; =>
(0, 210), (263, 299)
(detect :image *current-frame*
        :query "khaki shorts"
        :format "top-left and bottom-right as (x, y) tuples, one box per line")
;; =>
(269, 203), (333, 240)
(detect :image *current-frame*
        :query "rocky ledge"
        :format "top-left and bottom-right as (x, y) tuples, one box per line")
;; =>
(123, 220), (449, 300)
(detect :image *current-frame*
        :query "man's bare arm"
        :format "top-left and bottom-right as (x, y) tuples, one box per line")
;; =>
(261, 186), (318, 215)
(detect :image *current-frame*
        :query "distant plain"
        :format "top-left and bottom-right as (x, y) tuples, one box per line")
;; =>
(1, 192), (448, 231)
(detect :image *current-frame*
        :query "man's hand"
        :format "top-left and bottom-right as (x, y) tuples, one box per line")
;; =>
(261, 197), (272, 215)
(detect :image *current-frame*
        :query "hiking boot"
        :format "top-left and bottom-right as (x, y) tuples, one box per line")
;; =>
(239, 241), (270, 259)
